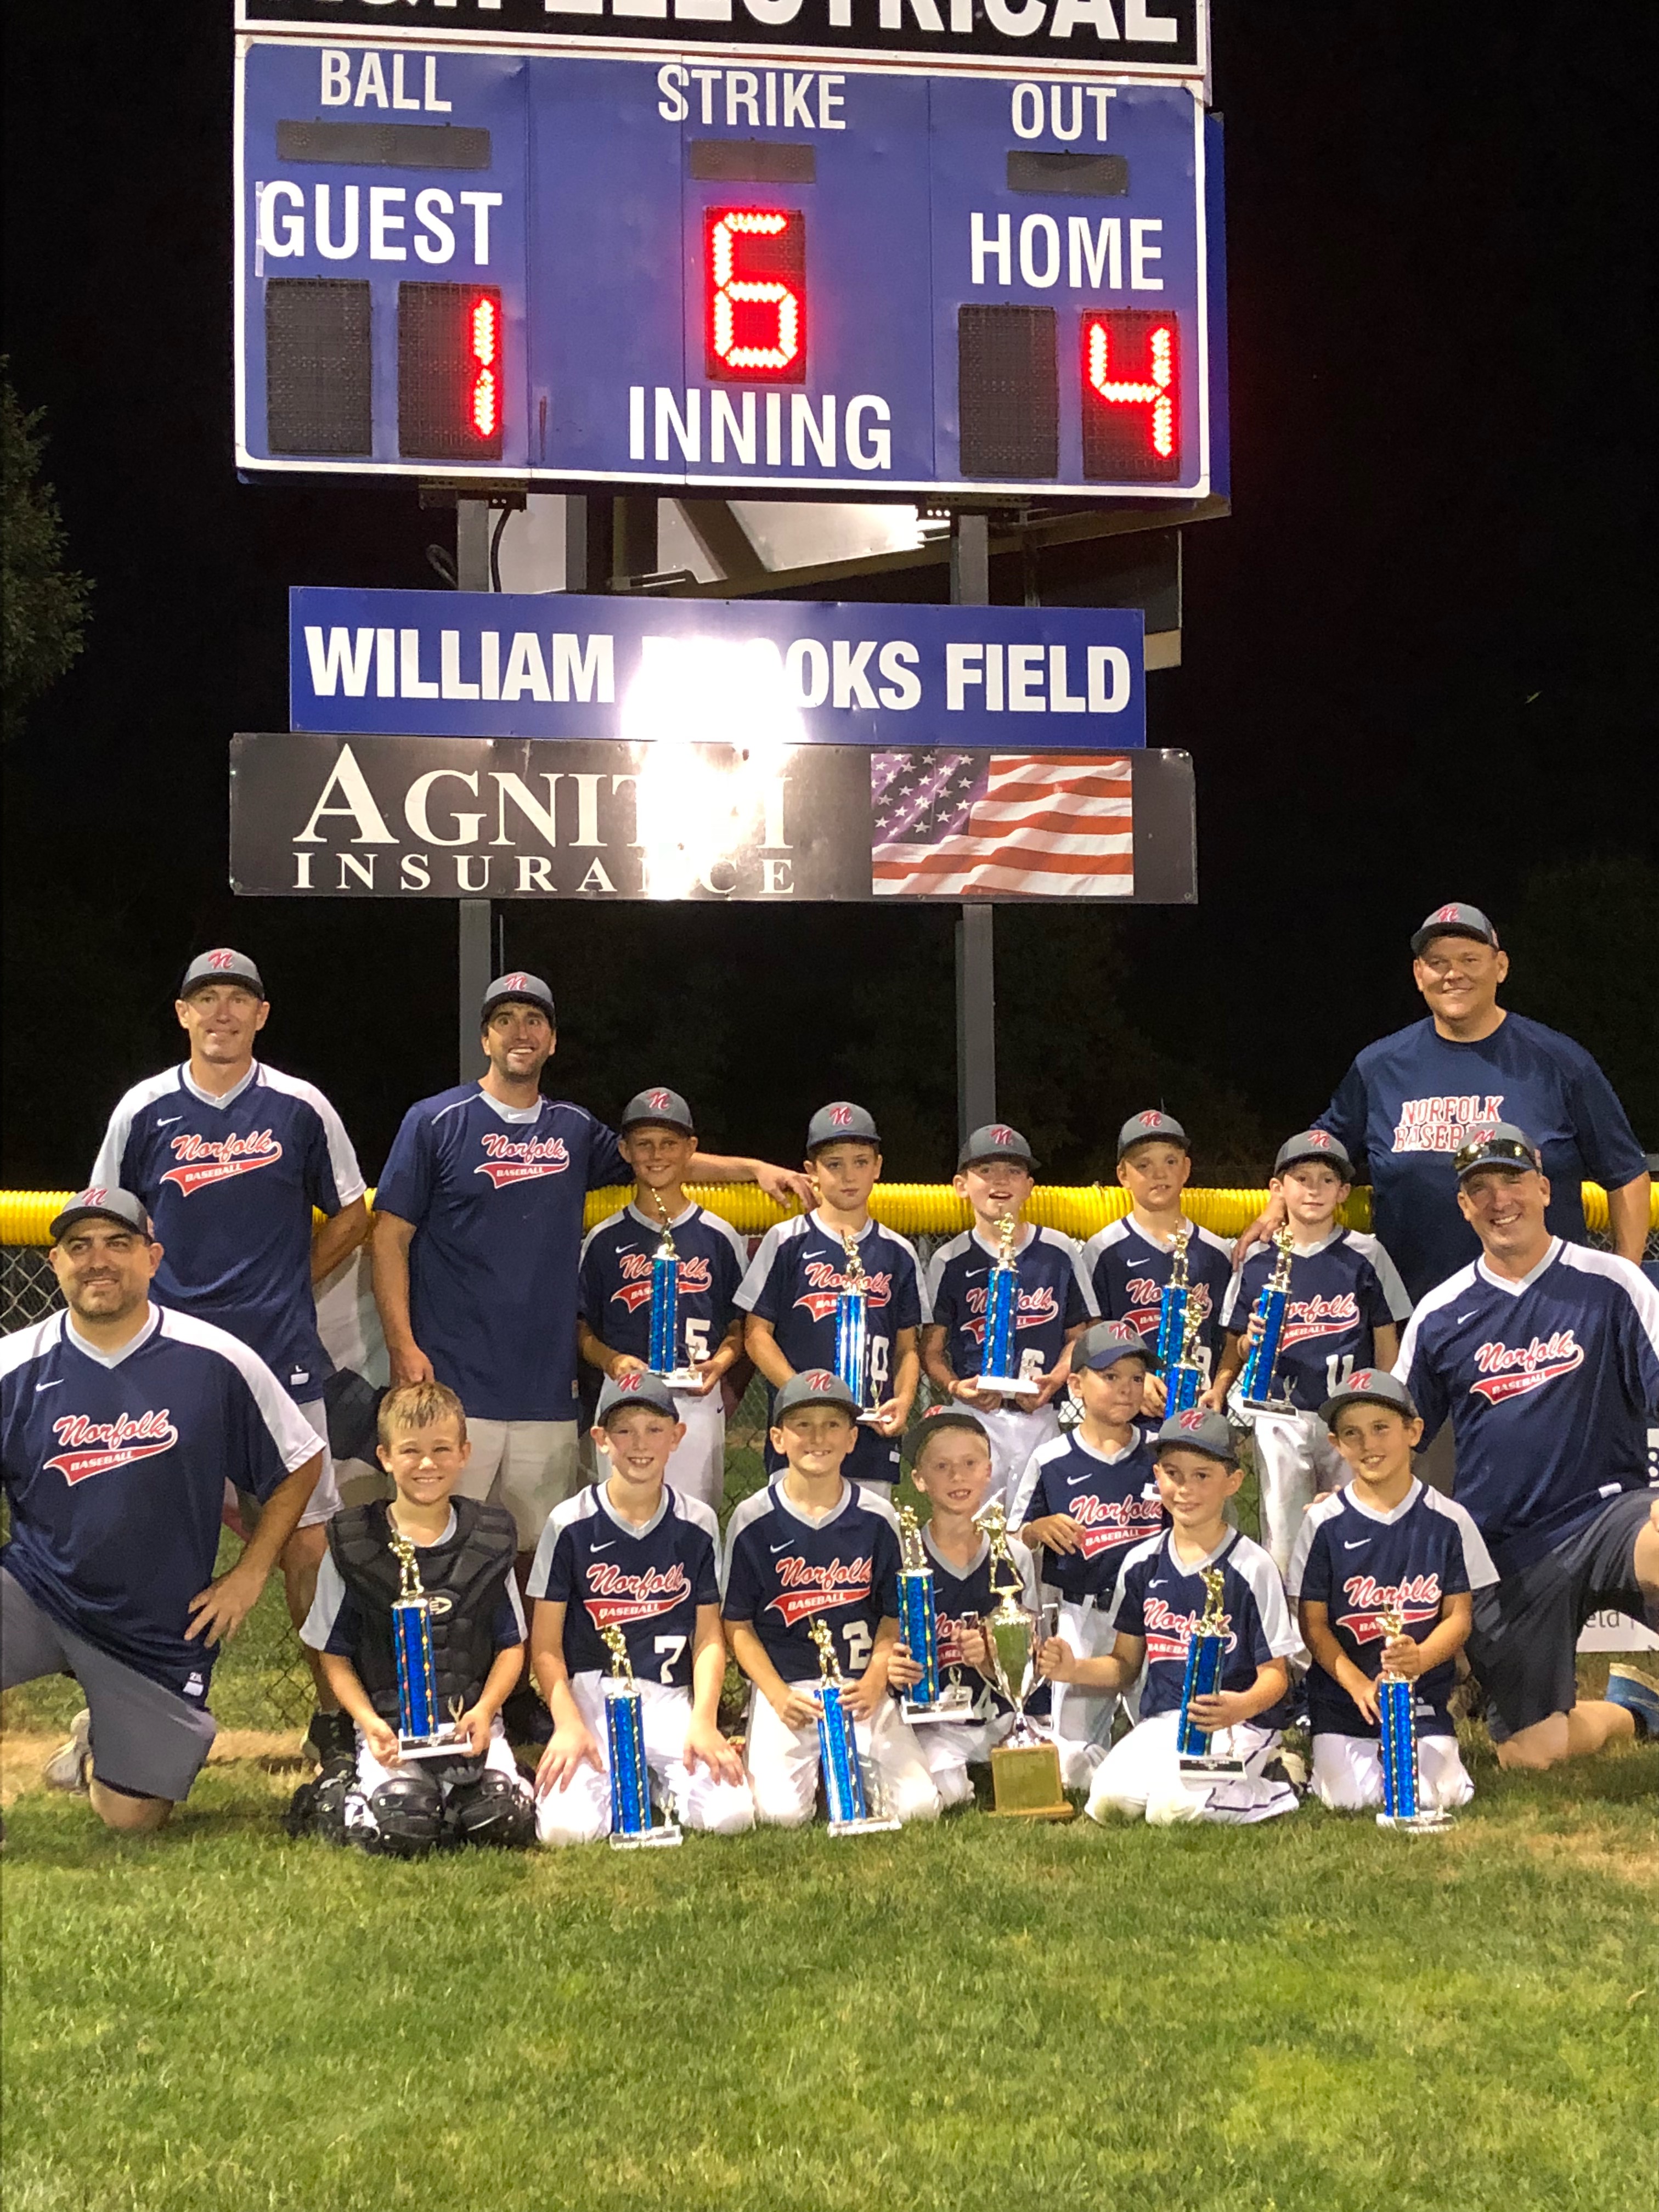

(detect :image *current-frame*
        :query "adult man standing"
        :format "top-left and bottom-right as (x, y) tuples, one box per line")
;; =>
(91, 948), (369, 1760)
(1394, 1125), (1659, 1771)
(373, 972), (809, 1581)
(1242, 902), (1650, 1304)
(1, 1192), (323, 1831)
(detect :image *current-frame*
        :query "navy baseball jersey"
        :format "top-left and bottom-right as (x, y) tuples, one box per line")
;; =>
(579, 1202), (748, 1372)
(1007, 1427), (1165, 1605)
(527, 1483), (720, 1689)
(722, 1480), (900, 1685)
(1396, 1242), (1659, 1575)
(1082, 1216), (1233, 1380)
(1221, 1231), (1410, 1414)
(304, 1509), (527, 1658)
(1289, 1480), (1496, 1739)
(1316, 1013), (1647, 1301)
(926, 1224), (1096, 1388)
(736, 1213), (927, 1485)
(91, 1063), (365, 1395)
(920, 1525), (1045, 1721)
(375, 1087), (627, 1421)
(1110, 1530), (1301, 1729)
(0, 1306), (321, 1698)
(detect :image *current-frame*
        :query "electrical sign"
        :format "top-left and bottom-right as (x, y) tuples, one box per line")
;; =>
(236, 38), (1222, 497)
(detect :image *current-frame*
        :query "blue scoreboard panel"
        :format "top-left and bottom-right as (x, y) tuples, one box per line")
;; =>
(236, 37), (1221, 498)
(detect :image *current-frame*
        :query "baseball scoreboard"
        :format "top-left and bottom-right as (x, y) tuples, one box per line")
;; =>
(235, 14), (1222, 498)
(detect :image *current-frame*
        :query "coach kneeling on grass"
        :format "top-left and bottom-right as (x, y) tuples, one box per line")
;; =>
(1394, 1126), (1659, 1772)
(0, 1191), (324, 1832)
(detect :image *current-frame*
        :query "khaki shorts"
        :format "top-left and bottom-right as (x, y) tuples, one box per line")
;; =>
(458, 1418), (581, 1549)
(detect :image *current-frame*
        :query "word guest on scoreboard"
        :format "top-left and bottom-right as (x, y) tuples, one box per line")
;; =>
(235, 18), (1222, 498)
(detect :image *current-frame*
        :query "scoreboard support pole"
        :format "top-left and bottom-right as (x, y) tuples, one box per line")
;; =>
(456, 498), (494, 1080)
(952, 513), (997, 1145)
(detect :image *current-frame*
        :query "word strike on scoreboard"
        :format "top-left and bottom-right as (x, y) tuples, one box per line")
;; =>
(237, 40), (1220, 498)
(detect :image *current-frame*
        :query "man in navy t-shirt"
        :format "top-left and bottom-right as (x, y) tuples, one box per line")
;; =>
(2, 1192), (323, 1831)
(374, 971), (810, 1571)
(1394, 1125), (1659, 1773)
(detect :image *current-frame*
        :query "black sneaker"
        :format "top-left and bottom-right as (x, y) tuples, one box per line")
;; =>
(304, 1708), (357, 1779)
(501, 1686), (554, 1747)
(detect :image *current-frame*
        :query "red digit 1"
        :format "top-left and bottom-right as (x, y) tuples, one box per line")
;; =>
(706, 208), (805, 380)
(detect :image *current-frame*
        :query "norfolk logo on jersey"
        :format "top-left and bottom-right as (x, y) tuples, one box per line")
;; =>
(1141, 1592), (1236, 1666)
(793, 1258), (895, 1323)
(1470, 1330), (1585, 1405)
(1280, 1291), (1360, 1348)
(582, 1559), (692, 1630)
(45, 1409), (179, 1485)
(1068, 1493), (1165, 1558)
(611, 1249), (715, 1313)
(161, 1128), (283, 1195)
(1391, 1092), (1506, 1155)
(473, 1131), (571, 1188)
(1337, 1571), (1442, 1643)
(962, 1280), (1059, 1343)
(765, 1553), (874, 1627)
(1125, 1274), (1210, 1333)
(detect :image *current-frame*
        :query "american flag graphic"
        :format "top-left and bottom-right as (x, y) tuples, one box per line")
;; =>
(870, 752), (1134, 898)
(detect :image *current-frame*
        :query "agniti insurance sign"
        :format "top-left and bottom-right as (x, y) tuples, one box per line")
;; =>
(230, 732), (1195, 902)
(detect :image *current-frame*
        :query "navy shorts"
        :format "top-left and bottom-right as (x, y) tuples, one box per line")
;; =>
(1468, 1491), (1656, 1741)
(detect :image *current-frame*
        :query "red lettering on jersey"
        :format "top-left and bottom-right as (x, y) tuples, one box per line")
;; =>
(1139, 1592), (1237, 1667)
(962, 1283), (1059, 1330)
(1279, 1291), (1361, 1348)
(611, 1251), (714, 1313)
(1335, 1570), (1442, 1645)
(583, 1559), (692, 1629)
(1391, 1093), (1506, 1154)
(765, 1553), (874, 1627)
(473, 1131), (571, 1189)
(160, 1130), (284, 1195)
(1468, 1330), (1584, 1404)
(45, 1409), (179, 1485)
(1068, 1493), (1166, 1557)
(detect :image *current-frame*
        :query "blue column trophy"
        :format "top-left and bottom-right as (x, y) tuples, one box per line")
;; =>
(973, 1215), (1040, 1400)
(1155, 1225), (1194, 1377)
(1237, 1223), (1297, 1411)
(1176, 1565), (1246, 1778)
(808, 1616), (900, 1836)
(646, 1192), (700, 1389)
(1165, 1299), (1206, 1417)
(895, 1504), (956, 1722)
(831, 1224), (880, 1423)
(1375, 1606), (1452, 1834)
(388, 1530), (464, 1758)
(599, 1623), (681, 1849)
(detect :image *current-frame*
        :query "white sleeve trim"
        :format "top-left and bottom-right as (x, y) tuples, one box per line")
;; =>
(707, 1212), (753, 1272)
(260, 1066), (368, 1206)
(503, 1578), (528, 1640)
(733, 1221), (791, 1314)
(883, 1228), (932, 1327)
(1556, 1243), (1659, 1363)
(1082, 1220), (1129, 1265)
(925, 1229), (972, 1306)
(1105, 1534), (1163, 1630)
(1423, 1490), (1501, 1591)
(1008, 1433), (1070, 1527)
(1194, 1226), (1234, 1262)
(1285, 1492), (1343, 1600)
(579, 1209), (624, 1265)
(679, 1494), (723, 1547)
(0, 1312), (64, 1383)
(1218, 1268), (1248, 1331)
(89, 1069), (179, 1192)
(299, 1551), (348, 1651)
(1393, 1262), (1478, 1385)
(1233, 1536), (1302, 1662)
(719, 1486), (775, 1596)
(1347, 1231), (1413, 1323)
(856, 1483), (901, 1532)
(155, 1310), (324, 1472)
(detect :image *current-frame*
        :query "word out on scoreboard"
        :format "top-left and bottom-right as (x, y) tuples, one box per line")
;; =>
(236, 40), (1221, 497)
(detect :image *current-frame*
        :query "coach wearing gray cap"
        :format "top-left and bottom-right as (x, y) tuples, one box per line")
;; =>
(1241, 901), (1650, 1304)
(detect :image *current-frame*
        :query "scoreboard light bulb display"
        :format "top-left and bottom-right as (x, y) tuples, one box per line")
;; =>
(398, 283), (505, 462)
(706, 210), (806, 383)
(1082, 311), (1181, 482)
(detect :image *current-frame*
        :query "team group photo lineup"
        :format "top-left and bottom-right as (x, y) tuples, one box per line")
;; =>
(7, 902), (1655, 1852)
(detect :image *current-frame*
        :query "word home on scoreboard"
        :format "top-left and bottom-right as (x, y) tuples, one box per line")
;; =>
(236, 38), (1220, 498)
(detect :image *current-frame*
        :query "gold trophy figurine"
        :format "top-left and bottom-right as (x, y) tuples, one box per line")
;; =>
(977, 1503), (1073, 1820)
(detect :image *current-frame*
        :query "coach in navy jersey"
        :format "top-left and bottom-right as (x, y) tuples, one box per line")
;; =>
(374, 972), (810, 1567)
(91, 948), (368, 1746)
(1243, 903), (1650, 1303)
(1, 1192), (323, 1831)
(1395, 1125), (1659, 1772)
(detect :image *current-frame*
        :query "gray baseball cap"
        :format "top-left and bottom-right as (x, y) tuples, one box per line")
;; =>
(905, 1404), (991, 1466)
(49, 1188), (154, 1243)
(806, 1101), (881, 1153)
(1075, 1318), (1159, 1373)
(595, 1370), (681, 1423)
(1410, 902), (1499, 956)
(772, 1369), (861, 1421)
(180, 947), (264, 999)
(619, 1087), (696, 1137)
(1117, 1110), (1189, 1159)
(1155, 1407), (1238, 1464)
(1453, 1122), (1542, 1180)
(1320, 1367), (1419, 1429)
(481, 970), (556, 1024)
(957, 1122), (1036, 1171)
(1274, 1128), (1356, 1180)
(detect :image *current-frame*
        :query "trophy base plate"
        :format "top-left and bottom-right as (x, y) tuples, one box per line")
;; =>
(903, 1685), (974, 1724)
(855, 1410), (886, 1427)
(661, 1370), (706, 1393)
(1177, 1754), (1248, 1780)
(827, 1814), (902, 1837)
(609, 1823), (683, 1850)
(989, 1741), (1074, 1820)
(397, 1732), (465, 1760)
(1376, 1809), (1453, 1834)
(970, 1375), (1043, 1400)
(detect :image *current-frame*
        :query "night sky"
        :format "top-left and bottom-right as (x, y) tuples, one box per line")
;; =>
(3, 4), (1654, 1188)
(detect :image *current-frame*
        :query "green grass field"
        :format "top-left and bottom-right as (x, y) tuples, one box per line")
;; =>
(4, 1411), (1656, 2212)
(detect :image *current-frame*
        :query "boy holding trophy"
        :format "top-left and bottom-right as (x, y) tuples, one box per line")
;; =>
(1288, 1369), (1495, 1818)
(298, 1381), (535, 1855)
(922, 1124), (1096, 1504)
(1207, 1132), (1412, 1573)
(736, 1103), (927, 1489)
(1040, 1410), (1303, 1826)
(722, 1371), (942, 1829)
(1082, 1112), (1234, 1416)
(528, 1370), (753, 1845)
(577, 1087), (750, 1511)
(1009, 1319), (1166, 1787)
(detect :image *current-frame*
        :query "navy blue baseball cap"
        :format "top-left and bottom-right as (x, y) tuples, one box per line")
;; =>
(806, 1102), (881, 1153)
(1321, 1368), (1418, 1429)
(1411, 902), (1499, 956)
(49, 1188), (154, 1243)
(596, 1371), (680, 1423)
(1075, 1319), (1159, 1373)
(1274, 1128), (1356, 1180)
(180, 947), (264, 999)
(1453, 1122), (1542, 1180)
(481, 970), (556, 1024)
(619, 1087), (696, 1136)
(1155, 1408), (1238, 1464)
(957, 1122), (1037, 1171)
(772, 1369), (861, 1421)
(1117, 1110), (1189, 1159)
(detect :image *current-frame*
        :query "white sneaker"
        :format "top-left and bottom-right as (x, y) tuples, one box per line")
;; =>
(42, 1709), (92, 1793)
